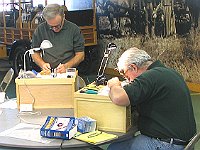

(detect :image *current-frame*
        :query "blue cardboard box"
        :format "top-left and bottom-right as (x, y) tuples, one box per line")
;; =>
(77, 117), (96, 133)
(40, 116), (78, 140)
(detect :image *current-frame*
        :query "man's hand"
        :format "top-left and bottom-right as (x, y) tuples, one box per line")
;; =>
(107, 77), (121, 88)
(107, 77), (130, 106)
(56, 63), (67, 73)
(42, 63), (51, 72)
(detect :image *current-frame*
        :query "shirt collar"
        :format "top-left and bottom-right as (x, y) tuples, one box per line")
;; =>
(147, 60), (166, 70)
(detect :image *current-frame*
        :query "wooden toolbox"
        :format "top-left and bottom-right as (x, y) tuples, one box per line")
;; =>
(15, 76), (76, 109)
(74, 88), (132, 133)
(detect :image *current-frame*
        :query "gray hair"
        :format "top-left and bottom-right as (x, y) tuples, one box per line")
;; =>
(117, 47), (152, 71)
(42, 4), (64, 20)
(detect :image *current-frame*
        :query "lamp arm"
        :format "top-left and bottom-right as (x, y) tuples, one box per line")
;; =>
(23, 48), (41, 72)
(96, 43), (117, 85)
(24, 50), (30, 72)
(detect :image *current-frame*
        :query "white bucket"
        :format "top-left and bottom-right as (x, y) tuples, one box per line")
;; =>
(0, 92), (5, 103)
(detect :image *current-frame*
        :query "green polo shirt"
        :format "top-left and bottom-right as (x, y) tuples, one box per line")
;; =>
(32, 20), (84, 69)
(124, 60), (196, 141)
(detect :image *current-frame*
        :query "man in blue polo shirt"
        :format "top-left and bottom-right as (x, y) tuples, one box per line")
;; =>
(107, 47), (196, 150)
(31, 4), (85, 73)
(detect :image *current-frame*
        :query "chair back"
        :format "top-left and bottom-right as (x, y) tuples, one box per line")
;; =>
(0, 68), (14, 92)
(184, 132), (200, 150)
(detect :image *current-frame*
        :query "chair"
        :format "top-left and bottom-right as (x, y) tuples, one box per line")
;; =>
(184, 132), (200, 150)
(76, 76), (86, 91)
(0, 68), (14, 92)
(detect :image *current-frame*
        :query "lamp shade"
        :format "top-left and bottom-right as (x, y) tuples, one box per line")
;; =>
(40, 40), (53, 49)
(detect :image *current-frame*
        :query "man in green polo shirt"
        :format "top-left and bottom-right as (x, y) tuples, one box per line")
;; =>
(31, 4), (85, 73)
(107, 47), (196, 150)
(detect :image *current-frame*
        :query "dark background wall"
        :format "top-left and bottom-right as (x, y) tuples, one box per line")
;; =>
(95, 0), (200, 84)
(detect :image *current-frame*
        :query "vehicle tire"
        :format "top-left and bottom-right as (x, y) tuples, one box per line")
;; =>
(77, 46), (99, 75)
(12, 46), (32, 76)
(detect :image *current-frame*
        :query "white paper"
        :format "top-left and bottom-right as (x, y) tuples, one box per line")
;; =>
(0, 123), (54, 144)
(98, 86), (110, 96)
(37, 73), (68, 78)
(0, 99), (17, 109)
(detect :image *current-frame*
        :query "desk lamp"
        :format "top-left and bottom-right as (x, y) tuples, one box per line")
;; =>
(22, 40), (53, 78)
(23, 40), (53, 76)
(96, 43), (117, 85)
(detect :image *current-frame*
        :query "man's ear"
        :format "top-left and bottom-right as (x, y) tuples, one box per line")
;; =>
(128, 65), (133, 70)
(129, 64), (138, 72)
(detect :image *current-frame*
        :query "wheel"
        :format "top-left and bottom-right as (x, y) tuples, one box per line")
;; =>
(77, 46), (99, 75)
(12, 46), (32, 76)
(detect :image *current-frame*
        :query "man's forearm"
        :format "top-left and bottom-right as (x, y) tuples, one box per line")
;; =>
(64, 51), (84, 68)
(31, 53), (46, 68)
(109, 85), (130, 106)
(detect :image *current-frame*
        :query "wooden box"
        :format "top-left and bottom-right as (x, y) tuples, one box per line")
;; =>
(15, 76), (76, 109)
(186, 82), (200, 93)
(74, 90), (132, 133)
(0, 45), (7, 58)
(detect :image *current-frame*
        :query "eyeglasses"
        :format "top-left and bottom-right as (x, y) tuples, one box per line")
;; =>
(87, 131), (102, 138)
(116, 65), (131, 77)
(49, 17), (63, 30)
(49, 24), (62, 30)
(74, 131), (102, 138)
(119, 69), (128, 76)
